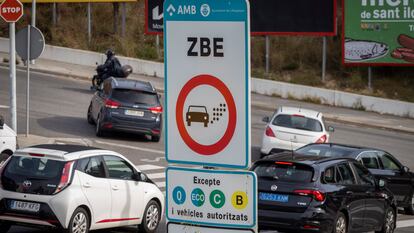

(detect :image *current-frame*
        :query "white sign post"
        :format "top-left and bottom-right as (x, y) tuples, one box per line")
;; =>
(164, 0), (251, 169)
(166, 167), (257, 229)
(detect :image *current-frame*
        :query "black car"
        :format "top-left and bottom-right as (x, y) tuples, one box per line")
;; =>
(87, 78), (162, 141)
(252, 154), (397, 233)
(295, 143), (414, 214)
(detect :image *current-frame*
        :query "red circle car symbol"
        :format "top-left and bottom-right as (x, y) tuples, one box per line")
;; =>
(175, 74), (237, 156)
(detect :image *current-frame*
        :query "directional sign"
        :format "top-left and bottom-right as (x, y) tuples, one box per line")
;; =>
(0, 0), (23, 23)
(16, 26), (45, 60)
(164, 0), (250, 169)
(168, 222), (255, 233)
(145, 0), (164, 34)
(166, 167), (257, 228)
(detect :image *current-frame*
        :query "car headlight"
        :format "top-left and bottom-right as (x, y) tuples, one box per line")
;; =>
(204, 116), (207, 120)
(188, 115), (191, 119)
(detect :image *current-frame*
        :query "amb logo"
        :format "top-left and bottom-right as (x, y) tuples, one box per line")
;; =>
(167, 4), (196, 16)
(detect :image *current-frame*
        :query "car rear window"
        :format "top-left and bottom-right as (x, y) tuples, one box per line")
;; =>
(272, 114), (323, 132)
(111, 89), (158, 105)
(4, 156), (65, 179)
(296, 145), (356, 157)
(253, 162), (314, 183)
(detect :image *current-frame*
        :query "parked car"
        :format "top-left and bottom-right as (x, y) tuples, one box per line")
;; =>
(261, 106), (334, 156)
(295, 143), (414, 215)
(0, 115), (16, 162)
(252, 154), (397, 233)
(87, 78), (163, 142)
(0, 144), (164, 233)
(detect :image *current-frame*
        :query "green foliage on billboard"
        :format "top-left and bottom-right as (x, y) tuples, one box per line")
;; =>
(343, 0), (414, 66)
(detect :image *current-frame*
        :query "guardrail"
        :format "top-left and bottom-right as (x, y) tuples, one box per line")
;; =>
(0, 37), (413, 118)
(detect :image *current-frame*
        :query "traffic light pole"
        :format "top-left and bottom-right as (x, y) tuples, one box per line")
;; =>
(9, 22), (17, 132)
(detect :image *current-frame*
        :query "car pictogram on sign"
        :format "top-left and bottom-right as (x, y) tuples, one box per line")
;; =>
(186, 105), (209, 127)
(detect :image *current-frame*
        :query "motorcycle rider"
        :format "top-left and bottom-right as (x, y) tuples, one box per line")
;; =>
(100, 49), (123, 81)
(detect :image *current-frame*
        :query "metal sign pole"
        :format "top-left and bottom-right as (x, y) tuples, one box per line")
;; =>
(121, 2), (126, 37)
(31, 0), (36, 27)
(26, 25), (31, 137)
(9, 22), (17, 132)
(87, 2), (91, 43)
(52, 3), (57, 26)
(322, 36), (327, 82)
(156, 34), (160, 59)
(265, 35), (270, 74)
(368, 67), (372, 91)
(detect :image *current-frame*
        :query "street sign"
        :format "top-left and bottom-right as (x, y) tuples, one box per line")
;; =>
(168, 222), (255, 233)
(343, 0), (414, 66)
(16, 26), (45, 60)
(0, 0), (23, 23)
(164, 0), (250, 169)
(166, 167), (257, 228)
(145, 0), (164, 34)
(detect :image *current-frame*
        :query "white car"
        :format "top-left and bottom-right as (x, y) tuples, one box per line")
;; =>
(261, 106), (334, 155)
(0, 144), (164, 233)
(0, 115), (17, 161)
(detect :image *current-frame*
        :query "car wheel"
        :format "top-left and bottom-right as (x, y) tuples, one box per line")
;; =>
(333, 212), (347, 233)
(87, 104), (94, 125)
(187, 121), (191, 126)
(151, 135), (160, 142)
(95, 115), (104, 137)
(204, 122), (208, 127)
(404, 192), (414, 215)
(0, 220), (11, 233)
(138, 200), (161, 233)
(63, 207), (89, 233)
(376, 208), (395, 233)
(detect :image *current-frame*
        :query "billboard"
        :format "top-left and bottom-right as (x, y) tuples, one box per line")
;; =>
(145, 0), (336, 36)
(250, 0), (336, 36)
(343, 0), (414, 66)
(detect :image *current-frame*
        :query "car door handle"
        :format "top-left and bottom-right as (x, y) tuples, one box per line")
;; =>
(112, 185), (119, 191)
(83, 182), (91, 188)
(346, 191), (354, 195)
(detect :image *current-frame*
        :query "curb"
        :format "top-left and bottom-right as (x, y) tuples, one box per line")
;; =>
(3, 63), (414, 135)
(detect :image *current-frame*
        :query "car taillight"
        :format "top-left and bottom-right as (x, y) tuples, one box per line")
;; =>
(316, 135), (327, 143)
(294, 189), (325, 202)
(0, 156), (12, 188)
(105, 99), (120, 109)
(149, 106), (163, 114)
(265, 126), (276, 137)
(54, 161), (75, 194)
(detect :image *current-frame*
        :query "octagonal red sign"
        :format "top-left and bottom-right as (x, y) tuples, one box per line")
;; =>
(0, 0), (23, 23)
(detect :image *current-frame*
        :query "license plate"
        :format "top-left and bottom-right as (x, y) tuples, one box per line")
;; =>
(259, 192), (289, 203)
(10, 200), (40, 212)
(125, 110), (144, 117)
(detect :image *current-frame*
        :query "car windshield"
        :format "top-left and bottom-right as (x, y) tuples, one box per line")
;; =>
(111, 89), (158, 105)
(188, 106), (207, 113)
(4, 156), (65, 179)
(296, 145), (356, 157)
(272, 114), (323, 132)
(253, 162), (314, 183)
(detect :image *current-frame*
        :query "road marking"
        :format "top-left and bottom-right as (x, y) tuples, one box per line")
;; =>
(136, 164), (165, 171)
(147, 172), (165, 179)
(141, 156), (165, 162)
(397, 219), (414, 228)
(0, 105), (9, 109)
(94, 140), (164, 155)
(155, 181), (166, 188)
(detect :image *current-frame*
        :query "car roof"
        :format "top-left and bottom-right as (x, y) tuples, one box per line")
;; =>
(257, 152), (355, 166)
(14, 144), (119, 161)
(278, 106), (322, 119)
(109, 78), (156, 93)
(299, 143), (381, 157)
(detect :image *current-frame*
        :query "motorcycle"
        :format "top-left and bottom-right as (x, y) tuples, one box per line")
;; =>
(91, 63), (133, 90)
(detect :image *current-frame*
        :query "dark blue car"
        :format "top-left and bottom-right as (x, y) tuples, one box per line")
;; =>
(87, 78), (162, 142)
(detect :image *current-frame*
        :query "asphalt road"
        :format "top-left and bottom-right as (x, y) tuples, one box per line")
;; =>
(1, 67), (414, 232)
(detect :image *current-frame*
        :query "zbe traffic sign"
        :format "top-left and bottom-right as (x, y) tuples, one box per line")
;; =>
(164, 0), (251, 169)
(0, 0), (23, 23)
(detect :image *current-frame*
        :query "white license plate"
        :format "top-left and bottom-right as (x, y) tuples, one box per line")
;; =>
(10, 201), (40, 212)
(125, 110), (144, 117)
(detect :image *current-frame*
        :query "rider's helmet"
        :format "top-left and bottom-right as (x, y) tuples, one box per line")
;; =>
(105, 49), (115, 58)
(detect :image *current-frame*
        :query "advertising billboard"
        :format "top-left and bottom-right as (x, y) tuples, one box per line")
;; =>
(145, 0), (163, 34)
(343, 0), (414, 66)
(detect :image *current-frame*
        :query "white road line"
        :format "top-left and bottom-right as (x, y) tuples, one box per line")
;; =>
(136, 164), (165, 171)
(397, 219), (414, 228)
(0, 105), (9, 109)
(155, 181), (166, 188)
(94, 140), (164, 155)
(147, 172), (165, 179)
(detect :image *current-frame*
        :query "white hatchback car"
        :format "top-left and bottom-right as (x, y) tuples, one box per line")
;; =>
(0, 144), (164, 233)
(261, 106), (334, 155)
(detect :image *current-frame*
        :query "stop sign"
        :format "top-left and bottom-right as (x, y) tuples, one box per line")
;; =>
(0, 0), (23, 23)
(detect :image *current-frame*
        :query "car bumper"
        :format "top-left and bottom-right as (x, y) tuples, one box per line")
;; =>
(258, 208), (334, 233)
(103, 114), (162, 136)
(260, 135), (306, 155)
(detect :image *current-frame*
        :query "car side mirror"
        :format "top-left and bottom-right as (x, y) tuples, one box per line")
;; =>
(132, 173), (141, 181)
(262, 116), (270, 123)
(378, 178), (387, 189)
(0, 115), (4, 129)
(327, 126), (335, 132)
(402, 166), (410, 173)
